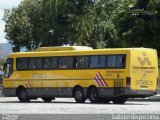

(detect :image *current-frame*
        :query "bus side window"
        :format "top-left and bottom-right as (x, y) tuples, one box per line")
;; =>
(67, 57), (74, 68)
(59, 57), (74, 69)
(122, 55), (126, 68)
(97, 56), (105, 68)
(29, 58), (36, 69)
(90, 56), (98, 68)
(36, 58), (43, 69)
(51, 57), (57, 69)
(116, 55), (126, 68)
(43, 58), (52, 69)
(76, 56), (89, 68)
(16, 58), (28, 70)
(106, 55), (116, 68)
(59, 57), (67, 69)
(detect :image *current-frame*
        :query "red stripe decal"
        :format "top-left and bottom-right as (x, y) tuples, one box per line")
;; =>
(98, 72), (108, 87)
(94, 77), (101, 87)
(26, 83), (29, 88)
(95, 76), (103, 87)
(28, 81), (31, 87)
(96, 74), (105, 87)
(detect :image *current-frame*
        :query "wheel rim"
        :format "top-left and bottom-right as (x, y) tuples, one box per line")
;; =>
(20, 91), (27, 100)
(91, 90), (97, 101)
(76, 91), (82, 99)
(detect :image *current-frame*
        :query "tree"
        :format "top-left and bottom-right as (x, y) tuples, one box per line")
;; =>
(4, 0), (160, 54)
(114, 0), (160, 55)
(4, 0), (127, 50)
(3, 0), (42, 51)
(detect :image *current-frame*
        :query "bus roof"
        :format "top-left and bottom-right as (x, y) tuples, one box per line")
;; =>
(7, 47), (156, 58)
(35, 46), (93, 51)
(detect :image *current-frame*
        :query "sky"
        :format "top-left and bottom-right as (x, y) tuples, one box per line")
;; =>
(0, 0), (23, 43)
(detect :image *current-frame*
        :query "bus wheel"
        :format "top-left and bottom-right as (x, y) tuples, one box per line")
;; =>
(112, 97), (127, 104)
(74, 87), (86, 103)
(88, 87), (99, 103)
(42, 97), (54, 102)
(18, 89), (30, 102)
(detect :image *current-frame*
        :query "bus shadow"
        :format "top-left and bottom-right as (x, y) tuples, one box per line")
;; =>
(0, 100), (150, 105)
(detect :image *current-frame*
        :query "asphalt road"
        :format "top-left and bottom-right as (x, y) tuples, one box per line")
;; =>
(0, 97), (160, 114)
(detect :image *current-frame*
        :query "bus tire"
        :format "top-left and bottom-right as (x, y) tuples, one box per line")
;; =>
(112, 97), (127, 104)
(88, 87), (100, 103)
(18, 88), (30, 102)
(42, 97), (54, 102)
(74, 87), (86, 103)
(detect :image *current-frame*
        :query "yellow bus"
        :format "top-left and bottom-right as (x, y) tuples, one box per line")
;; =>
(2, 46), (159, 104)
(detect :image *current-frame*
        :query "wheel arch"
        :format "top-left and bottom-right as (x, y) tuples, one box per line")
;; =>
(86, 85), (97, 98)
(72, 85), (83, 97)
(16, 85), (25, 96)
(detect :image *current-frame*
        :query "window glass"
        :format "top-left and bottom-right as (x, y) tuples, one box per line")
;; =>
(29, 58), (36, 69)
(67, 57), (74, 68)
(106, 56), (116, 68)
(5, 58), (13, 77)
(116, 55), (126, 68)
(59, 57), (74, 69)
(76, 56), (89, 68)
(90, 56), (105, 68)
(43, 58), (52, 69)
(98, 56), (105, 67)
(36, 58), (43, 69)
(90, 56), (98, 68)
(17, 58), (28, 70)
(51, 57), (57, 69)
(59, 57), (67, 69)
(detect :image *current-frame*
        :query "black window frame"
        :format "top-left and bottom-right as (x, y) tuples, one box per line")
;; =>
(15, 54), (126, 71)
(16, 57), (58, 71)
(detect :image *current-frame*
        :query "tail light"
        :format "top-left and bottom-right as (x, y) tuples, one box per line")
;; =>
(126, 77), (131, 87)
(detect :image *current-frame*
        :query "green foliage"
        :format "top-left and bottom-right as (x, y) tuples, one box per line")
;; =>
(3, 0), (160, 55)
(115, 0), (160, 56)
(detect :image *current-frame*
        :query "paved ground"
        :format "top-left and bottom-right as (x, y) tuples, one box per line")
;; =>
(0, 97), (160, 114)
